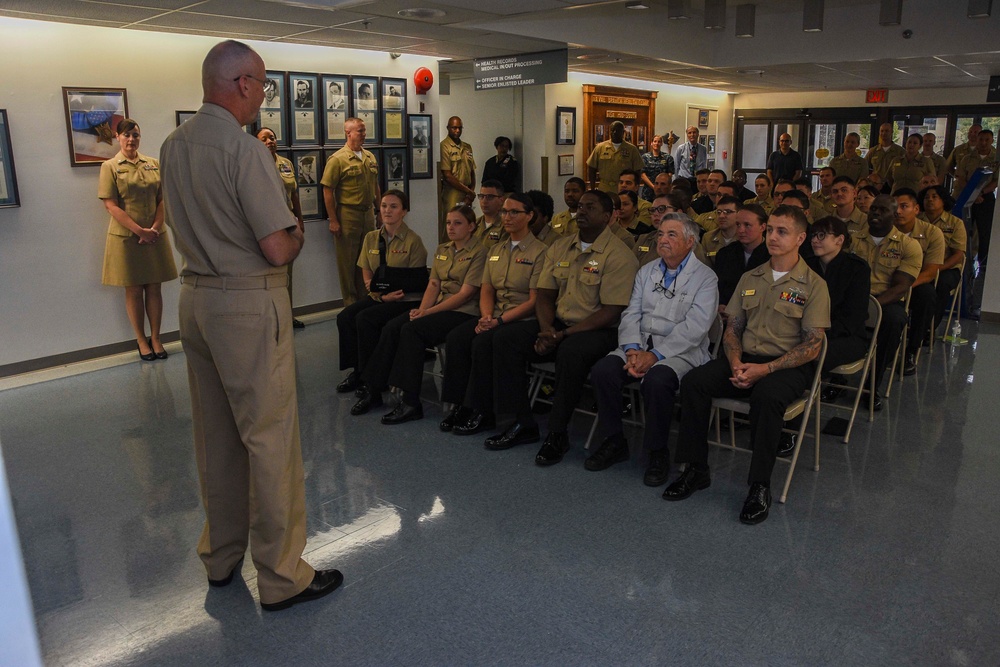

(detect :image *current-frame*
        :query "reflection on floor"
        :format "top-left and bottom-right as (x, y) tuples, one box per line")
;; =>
(2, 318), (999, 666)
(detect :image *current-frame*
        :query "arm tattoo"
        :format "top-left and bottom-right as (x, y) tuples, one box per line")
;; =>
(722, 314), (746, 360)
(767, 328), (824, 373)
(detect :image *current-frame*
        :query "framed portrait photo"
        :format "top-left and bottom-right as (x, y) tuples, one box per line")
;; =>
(62, 87), (128, 167)
(321, 74), (349, 145)
(351, 76), (380, 144)
(408, 114), (433, 179)
(258, 71), (287, 145)
(383, 147), (407, 197)
(381, 77), (407, 145)
(0, 110), (20, 207)
(289, 72), (320, 146)
(290, 149), (324, 220)
(556, 106), (576, 146)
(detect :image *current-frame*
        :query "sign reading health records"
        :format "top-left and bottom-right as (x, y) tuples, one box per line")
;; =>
(474, 49), (568, 91)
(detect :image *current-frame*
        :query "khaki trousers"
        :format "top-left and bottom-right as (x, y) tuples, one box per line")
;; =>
(336, 206), (374, 306)
(179, 275), (314, 604)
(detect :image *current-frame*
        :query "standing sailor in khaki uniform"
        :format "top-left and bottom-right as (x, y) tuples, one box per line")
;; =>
(160, 40), (341, 612)
(829, 132), (869, 186)
(867, 123), (905, 192)
(439, 116), (477, 242)
(321, 117), (380, 306)
(887, 134), (936, 195)
(921, 133), (946, 182)
(944, 123), (981, 184)
(586, 121), (644, 194)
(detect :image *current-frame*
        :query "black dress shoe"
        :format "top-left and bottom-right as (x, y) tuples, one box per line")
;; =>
(381, 401), (423, 425)
(260, 569), (344, 612)
(643, 450), (670, 487)
(439, 405), (468, 432)
(872, 391), (883, 412)
(207, 556), (244, 587)
(336, 371), (361, 394)
(903, 353), (917, 376)
(351, 388), (383, 415)
(453, 410), (496, 436)
(535, 431), (570, 466)
(149, 338), (168, 360)
(136, 341), (156, 361)
(292, 318), (305, 329)
(821, 385), (844, 402)
(662, 466), (711, 501)
(777, 432), (796, 458)
(484, 422), (540, 450)
(584, 434), (629, 471)
(739, 483), (771, 525)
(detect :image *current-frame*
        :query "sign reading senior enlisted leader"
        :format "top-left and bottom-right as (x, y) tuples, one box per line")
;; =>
(474, 49), (568, 91)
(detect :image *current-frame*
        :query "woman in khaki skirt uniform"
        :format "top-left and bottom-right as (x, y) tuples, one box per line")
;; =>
(98, 118), (178, 360)
(257, 127), (306, 328)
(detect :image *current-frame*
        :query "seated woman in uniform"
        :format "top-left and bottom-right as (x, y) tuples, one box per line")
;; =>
(352, 204), (486, 421)
(440, 193), (546, 435)
(335, 190), (427, 398)
(856, 184), (879, 213)
(98, 118), (178, 361)
(746, 173), (774, 212)
(918, 184), (966, 333)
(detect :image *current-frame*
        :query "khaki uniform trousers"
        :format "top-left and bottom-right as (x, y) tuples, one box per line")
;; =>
(439, 185), (467, 243)
(179, 275), (314, 605)
(336, 205), (375, 306)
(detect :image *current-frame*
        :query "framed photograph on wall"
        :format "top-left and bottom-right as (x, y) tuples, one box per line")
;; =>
(321, 74), (349, 145)
(290, 149), (324, 220)
(289, 73), (319, 146)
(558, 154), (575, 177)
(61, 87), (128, 167)
(0, 110), (20, 207)
(408, 114), (432, 179)
(383, 147), (407, 197)
(351, 76), (380, 144)
(258, 71), (286, 145)
(556, 106), (576, 146)
(381, 77), (406, 145)
(594, 124), (605, 145)
(175, 110), (196, 126)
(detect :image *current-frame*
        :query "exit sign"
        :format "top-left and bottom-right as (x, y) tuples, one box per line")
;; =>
(866, 88), (889, 104)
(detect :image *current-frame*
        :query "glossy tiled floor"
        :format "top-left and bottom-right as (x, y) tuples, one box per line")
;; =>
(2, 317), (999, 666)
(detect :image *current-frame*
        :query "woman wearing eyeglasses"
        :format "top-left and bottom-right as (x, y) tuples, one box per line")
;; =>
(441, 193), (546, 434)
(353, 204), (486, 422)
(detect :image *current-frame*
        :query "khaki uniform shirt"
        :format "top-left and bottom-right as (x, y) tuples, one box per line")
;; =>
(357, 222), (428, 273)
(726, 256), (831, 358)
(836, 205), (869, 237)
(851, 227), (923, 296)
(925, 152), (946, 178)
(889, 155), (935, 193)
(701, 228), (737, 264)
(274, 155), (297, 212)
(693, 209), (718, 233)
(533, 223), (560, 247)
(808, 198), (830, 223)
(903, 218), (946, 269)
(538, 226), (639, 327)
(320, 145), (379, 209)
(743, 196), (774, 214)
(927, 211), (967, 256)
(810, 191), (835, 215)
(829, 152), (869, 185)
(945, 142), (976, 174)
(586, 140), (644, 194)
(609, 223), (636, 249)
(485, 234), (547, 316)
(430, 239), (486, 315)
(550, 210), (578, 236)
(475, 213), (504, 248)
(954, 148), (999, 198)
(867, 143), (905, 182)
(98, 151), (161, 235)
(160, 104), (294, 277)
(636, 198), (653, 227)
(439, 138), (476, 188)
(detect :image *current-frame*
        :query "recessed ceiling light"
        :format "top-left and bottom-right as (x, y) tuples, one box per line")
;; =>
(398, 8), (446, 19)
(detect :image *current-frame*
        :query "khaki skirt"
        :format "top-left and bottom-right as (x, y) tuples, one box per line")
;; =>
(102, 229), (179, 287)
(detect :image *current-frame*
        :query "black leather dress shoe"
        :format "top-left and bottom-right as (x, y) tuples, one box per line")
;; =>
(903, 353), (917, 376)
(821, 385), (844, 402)
(872, 391), (883, 412)
(439, 405), (469, 432)
(207, 556), (244, 587)
(777, 432), (796, 458)
(336, 371), (361, 394)
(292, 318), (305, 329)
(584, 434), (629, 471)
(484, 422), (540, 450)
(260, 569), (344, 612)
(643, 450), (670, 487)
(453, 410), (496, 436)
(351, 388), (383, 415)
(662, 466), (711, 501)
(739, 483), (771, 525)
(535, 431), (570, 466)
(381, 401), (423, 425)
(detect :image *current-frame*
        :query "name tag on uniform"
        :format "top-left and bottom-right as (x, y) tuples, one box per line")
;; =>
(489, 255), (501, 262)
(369, 249), (379, 255)
(436, 254), (448, 261)
(779, 289), (806, 306)
(742, 289), (756, 296)
(552, 223), (564, 230)
(515, 258), (534, 265)
(557, 261), (570, 268)
(638, 245), (650, 252)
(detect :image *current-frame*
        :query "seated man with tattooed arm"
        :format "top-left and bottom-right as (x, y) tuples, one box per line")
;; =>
(662, 205), (830, 525)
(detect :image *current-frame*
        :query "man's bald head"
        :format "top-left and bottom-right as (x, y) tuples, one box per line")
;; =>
(202, 40), (266, 125)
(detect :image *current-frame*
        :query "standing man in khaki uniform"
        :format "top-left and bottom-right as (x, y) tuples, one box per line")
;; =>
(867, 123), (905, 192)
(439, 116), (477, 242)
(811, 166), (836, 214)
(944, 123), (981, 184)
(664, 205), (830, 525)
(887, 134), (936, 194)
(921, 133), (946, 182)
(160, 40), (341, 612)
(322, 117), (380, 306)
(829, 132), (869, 186)
(587, 121), (644, 195)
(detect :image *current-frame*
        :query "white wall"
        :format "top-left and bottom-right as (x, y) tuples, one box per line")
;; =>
(734, 86), (991, 110)
(0, 18), (441, 368)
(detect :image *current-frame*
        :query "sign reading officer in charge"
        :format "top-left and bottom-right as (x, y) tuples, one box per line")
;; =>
(474, 49), (568, 91)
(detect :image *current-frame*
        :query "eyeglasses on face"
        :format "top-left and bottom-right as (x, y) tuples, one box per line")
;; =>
(650, 205), (677, 214)
(500, 209), (528, 217)
(478, 193), (500, 201)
